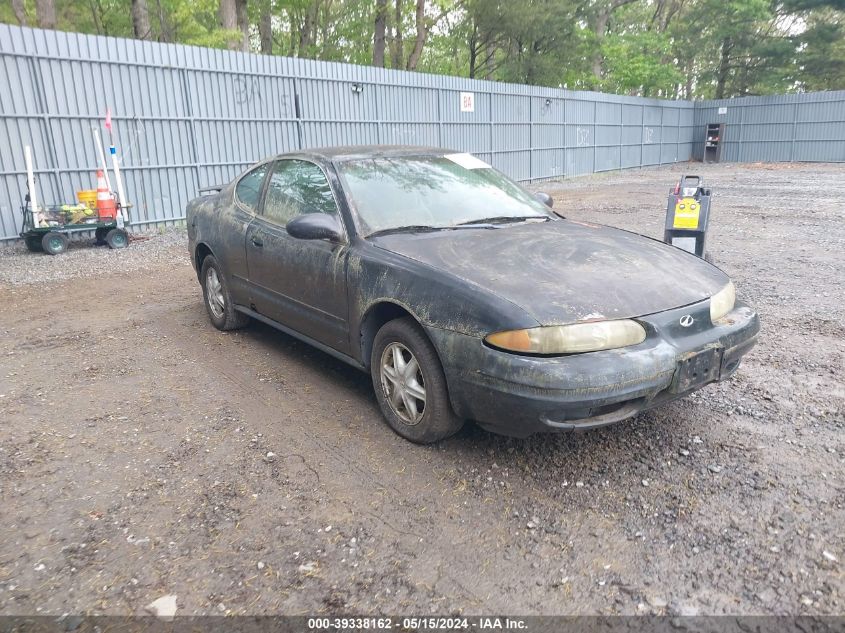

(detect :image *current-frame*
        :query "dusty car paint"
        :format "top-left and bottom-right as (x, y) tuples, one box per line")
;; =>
(187, 145), (760, 437)
(370, 220), (728, 325)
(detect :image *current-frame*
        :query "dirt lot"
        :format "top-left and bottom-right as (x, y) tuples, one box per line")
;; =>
(1, 162), (843, 617)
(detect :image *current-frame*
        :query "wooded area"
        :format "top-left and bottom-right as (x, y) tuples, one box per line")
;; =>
(3, 0), (844, 99)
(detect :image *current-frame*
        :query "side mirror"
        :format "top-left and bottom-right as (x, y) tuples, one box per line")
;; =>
(535, 192), (554, 208)
(286, 213), (343, 242)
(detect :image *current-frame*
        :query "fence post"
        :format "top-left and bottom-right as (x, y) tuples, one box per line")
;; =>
(180, 68), (202, 197)
(292, 76), (304, 150)
(592, 100), (597, 174)
(619, 102), (623, 173)
(25, 53), (63, 206)
(489, 88), (494, 163)
(529, 95), (534, 182)
(436, 87), (443, 147)
(790, 101), (798, 162)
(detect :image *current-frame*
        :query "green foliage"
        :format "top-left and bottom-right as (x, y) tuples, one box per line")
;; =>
(602, 30), (684, 96)
(2, 0), (843, 97)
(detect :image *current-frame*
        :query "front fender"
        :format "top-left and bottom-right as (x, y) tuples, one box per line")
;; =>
(348, 243), (539, 345)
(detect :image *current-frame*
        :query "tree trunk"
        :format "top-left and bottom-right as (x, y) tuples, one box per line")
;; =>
(391, 0), (403, 68)
(373, 0), (387, 67)
(591, 8), (610, 80)
(715, 37), (732, 99)
(259, 0), (273, 54)
(155, 0), (173, 42)
(131, 0), (152, 40)
(299, 1), (318, 56)
(236, 0), (249, 52)
(219, 0), (239, 49)
(35, 0), (57, 29)
(11, 0), (28, 26)
(406, 0), (427, 70)
(468, 23), (478, 79)
(483, 37), (496, 80)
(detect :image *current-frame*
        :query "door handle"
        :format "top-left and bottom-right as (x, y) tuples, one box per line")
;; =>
(251, 236), (263, 248)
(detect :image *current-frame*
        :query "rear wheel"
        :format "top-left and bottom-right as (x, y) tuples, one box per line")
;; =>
(371, 317), (464, 443)
(41, 232), (68, 255)
(200, 254), (249, 331)
(105, 228), (128, 249)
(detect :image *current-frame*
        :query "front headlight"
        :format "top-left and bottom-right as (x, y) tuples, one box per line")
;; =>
(485, 320), (646, 355)
(710, 281), (736, 322)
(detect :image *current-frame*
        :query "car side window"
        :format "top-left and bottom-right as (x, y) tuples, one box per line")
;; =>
(235, 164), (269, 213)
(263, 159), (339, 227)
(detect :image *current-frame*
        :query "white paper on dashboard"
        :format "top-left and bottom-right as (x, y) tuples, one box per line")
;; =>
(444, 153), (491, 170)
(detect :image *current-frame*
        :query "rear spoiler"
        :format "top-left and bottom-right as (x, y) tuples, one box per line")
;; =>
(198, 183), (225, 195)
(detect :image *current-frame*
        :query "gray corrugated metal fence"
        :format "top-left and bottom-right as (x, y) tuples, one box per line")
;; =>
(0, 25), (695, 240)
(695, 91), (845, 163)
(1, 24), (842, 241)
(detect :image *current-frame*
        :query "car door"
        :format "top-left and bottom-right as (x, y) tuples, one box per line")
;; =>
(222, 162), (270, 304)
(245, 158), (350, 354)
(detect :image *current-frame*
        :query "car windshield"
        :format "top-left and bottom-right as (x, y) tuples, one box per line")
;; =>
(336, 154), (552, 236)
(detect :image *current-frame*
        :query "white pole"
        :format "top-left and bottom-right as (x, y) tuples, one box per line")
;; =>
(92, 128), (112, 192)
(109, 145), (128, 229)
(24, 145), (42, 228)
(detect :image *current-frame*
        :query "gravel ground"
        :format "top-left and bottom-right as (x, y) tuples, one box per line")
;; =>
(0, 229), (187, 286)
(0, 162), (842, 617)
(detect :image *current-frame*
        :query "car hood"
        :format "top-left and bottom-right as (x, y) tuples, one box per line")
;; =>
(370, 219), (729, 326)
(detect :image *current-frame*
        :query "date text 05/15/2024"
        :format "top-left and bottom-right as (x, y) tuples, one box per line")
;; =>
(307, 616), (527, 630)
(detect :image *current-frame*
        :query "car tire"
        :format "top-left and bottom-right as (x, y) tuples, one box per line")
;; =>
(371, 317), (464, 444)
(200, 254), (249, 331)
(41, 231), (68, 255)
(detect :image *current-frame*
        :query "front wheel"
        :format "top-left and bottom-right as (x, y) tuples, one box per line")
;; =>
(200, 255), (249, 331)
(371, 317), (464, 444)
(41, 231), (68, 255)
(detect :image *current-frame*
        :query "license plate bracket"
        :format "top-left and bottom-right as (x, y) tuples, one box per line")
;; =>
(672, 346), (723, 393)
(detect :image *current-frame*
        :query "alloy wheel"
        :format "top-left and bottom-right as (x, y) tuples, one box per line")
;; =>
(380, 342), (427, 425)
(206, 267), (225, 318)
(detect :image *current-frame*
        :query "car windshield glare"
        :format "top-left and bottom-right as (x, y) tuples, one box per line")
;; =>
(337, 155), (552, 236)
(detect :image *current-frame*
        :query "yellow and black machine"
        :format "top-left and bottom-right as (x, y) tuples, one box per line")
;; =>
(663, 175), (711, 261)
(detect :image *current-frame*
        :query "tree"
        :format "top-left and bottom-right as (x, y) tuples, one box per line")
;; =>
(11, 0), (27, 26)
(391, 0), (404, 67)
(258, 0), (273, 54)
(219, 0), (247, 51)
(406, 0), (457, 70)
(374, 0), (388, 66)
(35, 0), (56, 29)
(0, 0), (842, 98)
(796, 10), (845, 90)
(587, 0), (639, 81)
(132, 0), (153, 39)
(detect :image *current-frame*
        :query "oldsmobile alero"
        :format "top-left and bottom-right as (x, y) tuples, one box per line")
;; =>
(186, 146), (759, 443)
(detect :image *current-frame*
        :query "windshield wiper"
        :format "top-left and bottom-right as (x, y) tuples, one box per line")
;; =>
(456, 215), (549, 226)
(367, 221), (512, 238)
(367, 225), (450, 237)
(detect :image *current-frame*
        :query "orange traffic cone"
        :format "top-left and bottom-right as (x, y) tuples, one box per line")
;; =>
(96, 170), (117, 220)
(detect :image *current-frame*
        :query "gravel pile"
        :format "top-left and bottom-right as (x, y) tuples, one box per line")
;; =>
(0, 228), (188, 286)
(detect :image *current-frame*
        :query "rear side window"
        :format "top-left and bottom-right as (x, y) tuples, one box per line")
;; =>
(235, 164), (269, 213)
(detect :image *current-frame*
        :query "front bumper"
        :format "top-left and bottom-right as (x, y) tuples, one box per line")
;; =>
(426, 300), (759, 437)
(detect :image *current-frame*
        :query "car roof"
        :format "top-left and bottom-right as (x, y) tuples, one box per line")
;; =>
(281, 145), (456, 162)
